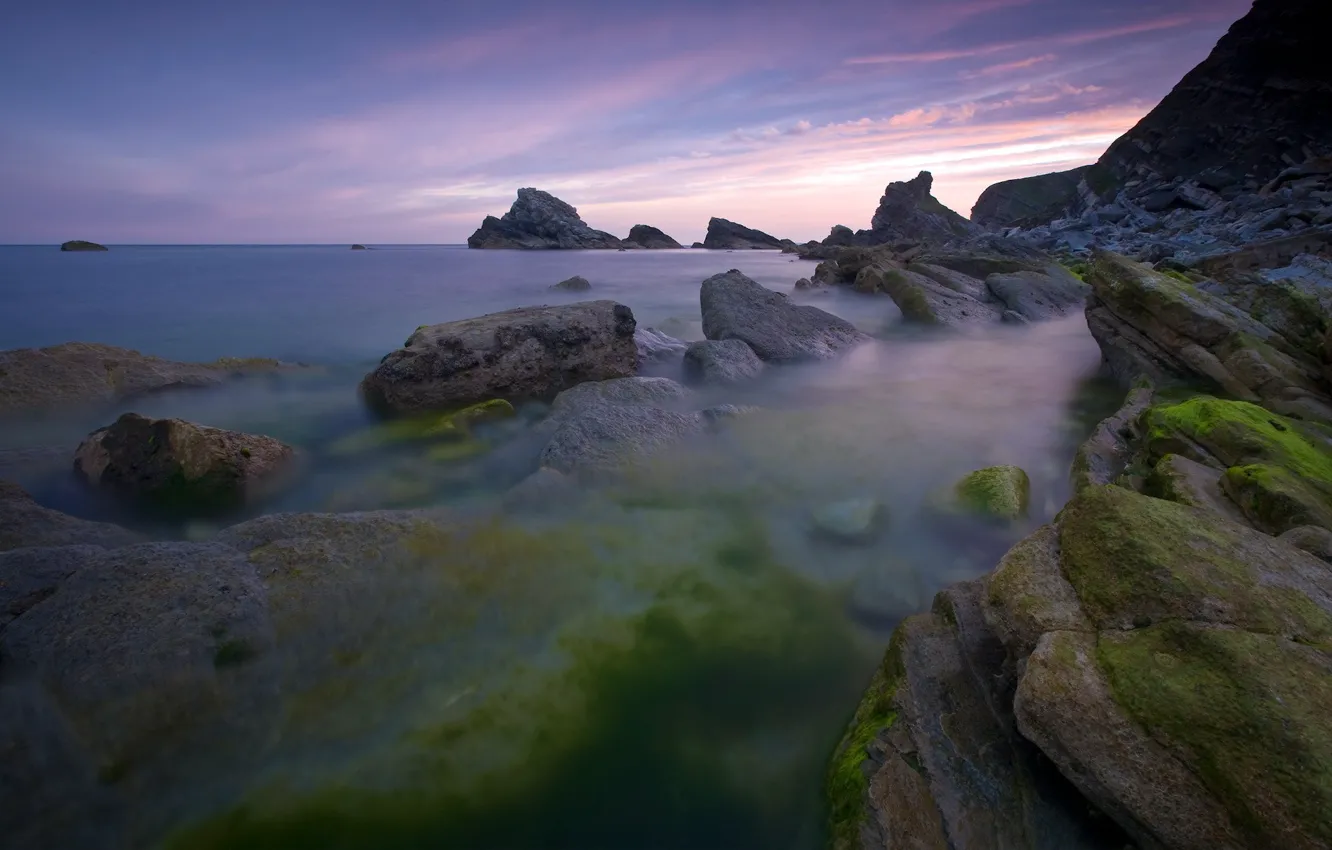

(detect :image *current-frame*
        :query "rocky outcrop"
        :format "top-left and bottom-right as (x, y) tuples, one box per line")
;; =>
(0, 343), (290, 416)
(624, 224), (682, 249)
(682, 339), (765, 386)
(60, 240), (107, 252)
(702, 218), (787, 250)
(0, 480), (140, 552)
(74, 414), (295, 514)
(862, 171), (976, 245)
(1090, 0), (1332, 203)
(1083, 250), (1332, 422)
(466, 188), (625, 249)
(360, 301), (638, 414)
(551, 275), (592, 292)
(350, 244), (368, 250)
(971, 167), (1091, 229)
(699, 270), (868, 362)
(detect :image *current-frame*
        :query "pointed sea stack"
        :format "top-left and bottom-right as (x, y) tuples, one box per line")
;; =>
(467, 188), (626, 249)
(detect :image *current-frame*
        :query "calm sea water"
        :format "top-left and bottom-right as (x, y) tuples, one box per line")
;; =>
(0, 245), (1120, 848)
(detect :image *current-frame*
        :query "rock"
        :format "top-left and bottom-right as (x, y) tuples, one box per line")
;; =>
(539, 405), (707, 476)
(350, 244), (368, 250)
(905, 262), (990, 302)
(624, 224), (682, 249)
(682, 339), (765, 386)
(825, 225), (857, 247)
(792, 277), (823, 292)
(948, 465), (1031, 523)
(0, 542), (275, 787)
(1090, 0), (1332, 202)
(1197, 266), (1330, 360)
(634, 327), (688, 363)
(501, 467), (580, 513)
(74, 413), (295, 514)
(702, 217), (787, 250)
(466, 188), (625, 249)
(856, 265), (1002, 327)
(984, 268), (1089, 321)
(809, 498), (887, 544)
(699, 270), (868, 363)
(699, 404), (762, 427)
(361, 301), (638, 414)
(971, 166), (1091, 229)
(60, 240), (107, 252)
(0, 342), (290, 416)
(690, 242), (705, 249)
(998, 484), (1332, 850)
(326, 399), (516, 457)
(1084, 251), (1332, 421)
(860, 171), (976, 245)
(1145, 453), (1250, 524)
(1280, 525), (1332, 562)
(827, 580), (1118, 850)
(0, 481), (140, 552)
(548, 376), (692, 420)
(550, 275), (592, 292)
(1140, 395), (1332, 534)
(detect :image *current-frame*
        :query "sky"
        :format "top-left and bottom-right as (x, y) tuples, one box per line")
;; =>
(0, 0), (1252, 245)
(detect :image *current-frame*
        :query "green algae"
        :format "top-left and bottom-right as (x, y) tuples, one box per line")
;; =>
(826, 626), (905, 850)
(1222, 463), (1332, 533)
(1057, 485), (1332, 640)
(166, 509), (870, 850)
(327, 399), (516, 457)
(877, 269), (939, 324)
(1097, 623), (1332, 846)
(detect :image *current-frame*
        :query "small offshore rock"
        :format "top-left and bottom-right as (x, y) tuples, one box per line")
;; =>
(551, 275), (592, 292)
(60, 240), (107, 252)
(700, 270), (867, 362)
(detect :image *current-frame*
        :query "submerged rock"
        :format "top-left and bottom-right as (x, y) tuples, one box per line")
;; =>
(0, 480), (140, 552)
(624, 224), (683, 249)
(74, 413), (295, 514)
(809, 498), (887, 545)
(466, 188), (625, 250)
(361, 301), (638, 414)
(540, 405), (707, 476)
(0, 342), (290, 416)
(702, 217), (787, 250)
(682, 339), (765, 386)
(949, 465), (1032, 522)
(700, 270), (868, 363)
(548, 376), (692, 420)
(550, 275), (592, 292)
(60, 240), (107, 252)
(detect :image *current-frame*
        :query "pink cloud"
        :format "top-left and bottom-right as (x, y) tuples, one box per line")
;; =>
(966, 53), (1058, 78)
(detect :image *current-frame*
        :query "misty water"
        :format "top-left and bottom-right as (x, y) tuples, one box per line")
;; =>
(0, 246), (1119, 848)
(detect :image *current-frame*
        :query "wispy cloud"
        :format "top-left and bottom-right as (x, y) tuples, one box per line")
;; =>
(966, 53), (1058, 78)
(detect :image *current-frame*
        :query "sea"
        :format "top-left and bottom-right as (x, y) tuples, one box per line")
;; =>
(0, 244), (1121, 848)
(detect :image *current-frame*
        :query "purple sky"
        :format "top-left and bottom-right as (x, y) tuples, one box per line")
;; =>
(0, 0), (1251, 244)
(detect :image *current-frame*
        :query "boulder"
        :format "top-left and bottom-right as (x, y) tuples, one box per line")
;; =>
(984, 268), (1088, 321)
(702, 217), (787, 250)
(74, 413), (295, 514)
(682, 339), (765, 386)
(0, 481), (140, 552)
(59, 240), (107, 252)
(0, 342), (289, 416)
(0, 542), (275, 790)
(548, 376), (692, 420)
(699, 270), (868, 363)
(971, 166), (1091, 229)
(624, 224), (683, 249)
(855, 266), (1002, 327)
(551, 275), (592, 292)
(1084, 251), (1332, 422)
(940, 465), (1032, 523)
(360, 301), (638, 414)
(539, 405), (707, 476)
(860, 171), (976, 245)
(634, 327), (688, 363)
(809, 498), (887, 545)
(466, 188), (625, 249)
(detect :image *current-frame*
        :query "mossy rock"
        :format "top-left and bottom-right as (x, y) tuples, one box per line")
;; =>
(950, 465), (1031, 522)
(329, 400), (516, 456)
(1141, 395), (1332, 533)
(1097, 622), (1332, 847)
(1058, 485), (1332, 639)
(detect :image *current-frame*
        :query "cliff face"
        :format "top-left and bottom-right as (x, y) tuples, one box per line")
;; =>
(467, 189), (626, 249)
(970, 166), (1090, 229)
(1091, 0), (1332, 197)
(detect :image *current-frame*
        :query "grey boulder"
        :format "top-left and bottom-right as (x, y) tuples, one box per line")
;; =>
(683, 339), (765, 385)
(361, 300), (639, 414)
(0, 481), (140, 552)
(700, 270), (868, 363)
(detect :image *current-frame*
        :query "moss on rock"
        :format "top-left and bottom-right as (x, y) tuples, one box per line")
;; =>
(953, 465), (1031, 522)
(329, 400), (516, 456)
(1097, 622), (1332, 847)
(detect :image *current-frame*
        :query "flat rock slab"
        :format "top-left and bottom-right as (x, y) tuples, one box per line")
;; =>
(700, 270), (868, 362)
(361, 300), (639, 414)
